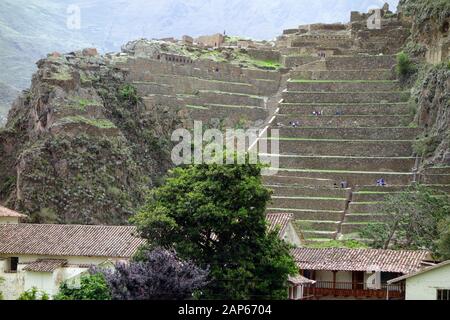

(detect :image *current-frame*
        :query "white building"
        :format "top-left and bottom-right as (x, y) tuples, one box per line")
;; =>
(266, 213), (302, 247)
(388, 260), (450, 300)
(0, 206), (144, 300)
(290, 247), (432, 300)
(0, 206), (26, 225)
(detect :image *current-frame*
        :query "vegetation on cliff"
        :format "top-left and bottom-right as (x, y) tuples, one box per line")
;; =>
(0, 52), (180, 224)
(400, 0), (450, 25)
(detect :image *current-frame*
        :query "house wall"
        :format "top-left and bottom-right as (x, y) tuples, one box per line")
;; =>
(0, 254), (124, 300)
(283, 224), (302, 247)
(315, 270), (353, 283)
(0, 217), (20, 224)
(405, 264), (450, 300)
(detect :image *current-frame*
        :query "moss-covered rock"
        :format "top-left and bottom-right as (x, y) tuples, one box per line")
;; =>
(0, 50), (180, 224)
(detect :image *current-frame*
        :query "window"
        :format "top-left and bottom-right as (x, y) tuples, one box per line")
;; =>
(437, 289), (450, 301)
(8, 257), (19, 272)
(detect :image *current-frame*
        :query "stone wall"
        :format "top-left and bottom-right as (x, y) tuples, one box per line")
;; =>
(247, 48), (281, 62)
(196, 33), (225, 48)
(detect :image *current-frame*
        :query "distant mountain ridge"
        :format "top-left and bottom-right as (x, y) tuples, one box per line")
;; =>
(0, 0), (400, 124)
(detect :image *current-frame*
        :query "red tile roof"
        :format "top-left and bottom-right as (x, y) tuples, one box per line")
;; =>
(0, 224), (145, 258)
(291, 248), (430, 274)
(266, 213), (293, 237)
(0, 206), (27, 218)
(23, 259), (68, 273)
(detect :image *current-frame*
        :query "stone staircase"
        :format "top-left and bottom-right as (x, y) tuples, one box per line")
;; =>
(263, 54), (421, 243)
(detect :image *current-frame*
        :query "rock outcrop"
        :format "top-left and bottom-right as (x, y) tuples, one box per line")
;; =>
(0, 49), (180, 224)
(414, 64), (450, 166)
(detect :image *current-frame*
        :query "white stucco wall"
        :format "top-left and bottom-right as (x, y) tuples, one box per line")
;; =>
(405, 264), (450, 300)
(0, 254), (121, 300)
(283, 224), (302, 247)
(315, 270), (353, 283)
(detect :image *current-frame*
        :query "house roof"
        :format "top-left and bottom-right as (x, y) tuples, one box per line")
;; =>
(0, 206), (27, 218)
(387, 260), (450, 284)
(288, 275), (316, 285)
(266, 213), (293, 237)
(0, 224), (145, 258)
(291, 248), (430, 274)
(23, 259), (68, 273)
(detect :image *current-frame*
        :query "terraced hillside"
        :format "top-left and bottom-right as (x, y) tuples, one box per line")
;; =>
(116, 55), (281, 129)
(263, 54), (424, 243)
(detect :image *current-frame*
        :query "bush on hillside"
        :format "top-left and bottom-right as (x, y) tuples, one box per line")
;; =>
(396, 51), (416, 79)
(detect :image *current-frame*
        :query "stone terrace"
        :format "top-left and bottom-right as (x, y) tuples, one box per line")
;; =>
(263, 54), (422, 242)
(115, 56), (282, 129)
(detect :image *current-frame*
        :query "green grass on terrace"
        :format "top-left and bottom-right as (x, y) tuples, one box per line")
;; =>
(199, 90), (263, 99)
(263, 137), (414, 142)
(288, 79), (398, 83)
(303, 240), (368, 249)
(273, 196), (347, 201)
(186, 105), (208, 110)
(268, 168), (413, 175)
(207, 104), (262, 109)
(285, 90), (409, 94)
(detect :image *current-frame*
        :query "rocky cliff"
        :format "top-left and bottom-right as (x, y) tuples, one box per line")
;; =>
(413, 64), (450, 166)
(0, 49), (180, 224)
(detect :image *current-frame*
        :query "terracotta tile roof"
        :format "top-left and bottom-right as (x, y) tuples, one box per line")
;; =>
(288, 275), (316, 285)
(266, 213), (293, 237)
(0, 224), (145, 258)
(23, 259), (68, 272)
(291, 248), (430, 274)
(0, 206), (27, 218)
(388, 260), (450, 284)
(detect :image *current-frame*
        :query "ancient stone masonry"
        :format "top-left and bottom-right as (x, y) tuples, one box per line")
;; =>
(1, 5), (449, 242)
(118, 39), (282, 129)
(277, 6), (411, 56)
(262, 6), (448, 244)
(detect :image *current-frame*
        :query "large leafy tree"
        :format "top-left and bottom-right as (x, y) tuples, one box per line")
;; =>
(132, 159), (297, 300)
(361, 184), (450, 259)
(100, 248), (209, 300)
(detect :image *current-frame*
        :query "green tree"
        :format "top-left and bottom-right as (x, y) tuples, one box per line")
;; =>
(0, 277), (4, 300)
(132, 157), (298, 300)
(361, 184), (450, 258)
(55, 273), (111, 300)
(18, 287), (49, 300)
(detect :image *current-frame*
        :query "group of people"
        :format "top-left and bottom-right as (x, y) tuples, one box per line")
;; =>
(318, 51), (326, 59)
(312, 110), (323, 116)
(289, 120), (301, 128)
(333, 179), (387, 188)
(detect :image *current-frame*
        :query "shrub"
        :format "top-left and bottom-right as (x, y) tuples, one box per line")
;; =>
(396, 51), (416, 78)
(18, 287), (50, 300)
(413, 135), (441, 157)
(119, 85), (139, 105)
(55, 273), (111, 300)
(99, 248), (209, 300)
(0, 277), (4, 300)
